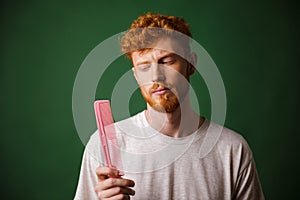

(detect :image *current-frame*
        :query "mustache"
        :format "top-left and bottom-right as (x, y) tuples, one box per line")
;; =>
(149, 82), (171, 93)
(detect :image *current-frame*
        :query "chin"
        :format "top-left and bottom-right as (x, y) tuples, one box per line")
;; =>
(152, 104), (179, 113)
(141, 87), (180, 113)
(149, 96), (179, 113)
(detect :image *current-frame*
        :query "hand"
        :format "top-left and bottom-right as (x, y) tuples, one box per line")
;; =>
(95, 166), (135, 200)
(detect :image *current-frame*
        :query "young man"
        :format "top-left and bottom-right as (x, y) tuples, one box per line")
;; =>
(74, 13), (264, 200)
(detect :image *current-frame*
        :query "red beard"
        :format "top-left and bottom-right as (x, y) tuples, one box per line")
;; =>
(140, 82), (179, 113)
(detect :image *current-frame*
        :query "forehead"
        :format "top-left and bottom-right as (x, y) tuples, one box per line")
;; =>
(131, 38), (186, 63)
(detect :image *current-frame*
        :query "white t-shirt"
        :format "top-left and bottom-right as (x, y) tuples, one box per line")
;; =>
(74, 111), (264, 200)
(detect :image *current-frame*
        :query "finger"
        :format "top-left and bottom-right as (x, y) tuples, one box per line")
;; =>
(106, 193), (130, 200)
(119, 194), (130, 200)
(96, 166), (120, 181)
(100, 178), (135, 190)
(98, 186), (135, 198)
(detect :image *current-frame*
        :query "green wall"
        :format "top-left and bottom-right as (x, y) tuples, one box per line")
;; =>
(1, 0), (299, 199)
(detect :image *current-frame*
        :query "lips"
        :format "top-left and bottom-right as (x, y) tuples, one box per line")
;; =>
(152, 87), (170, 95)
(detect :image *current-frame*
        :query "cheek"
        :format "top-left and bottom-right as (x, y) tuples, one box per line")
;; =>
(166, 67), (190, 93)
(139, 84), (151, 95)
(135, 71), (153, 86)
(166, 69), (188, 85)
(170, 62), (189, 78)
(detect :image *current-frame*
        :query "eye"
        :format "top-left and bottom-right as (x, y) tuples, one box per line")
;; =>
(136, 64), (151, 72)
(160, 57), (175, 65)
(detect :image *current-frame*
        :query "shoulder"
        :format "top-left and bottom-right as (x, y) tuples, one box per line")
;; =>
(218, 123), (251, 154)
(84, 130), (102, 164)
(207, 120), (251, 150)
(203, 120), (254, 169)
(85, 111), (146, 161)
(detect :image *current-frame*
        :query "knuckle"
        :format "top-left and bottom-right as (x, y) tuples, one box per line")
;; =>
(94, 185), (98, 193)
(97, 191), (105, 199)
(117, 193), (125, 200)
(108, 178), (116, 186)
(96, 167), (102, 175)
(96, 166), (109, 176)
(94, 182), (103, 192)
(97, 191), (107, 200)
(94, 190), (100, 198)
(98, 194), (103, 200)
(114, 186), (121, 193)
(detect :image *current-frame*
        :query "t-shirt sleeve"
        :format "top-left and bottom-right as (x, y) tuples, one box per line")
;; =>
(233, 158), (265, 200)
(74, 133), (102, 200)
(218, 127), (265, 200)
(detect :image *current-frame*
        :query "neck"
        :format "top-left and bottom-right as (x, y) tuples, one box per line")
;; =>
(145, 96), (204, 138)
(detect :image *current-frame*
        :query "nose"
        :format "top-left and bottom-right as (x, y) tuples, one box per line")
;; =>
(152, 63), (165, 82)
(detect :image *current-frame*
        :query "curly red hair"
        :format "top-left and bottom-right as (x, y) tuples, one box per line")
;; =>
(120, 12), (192, 59)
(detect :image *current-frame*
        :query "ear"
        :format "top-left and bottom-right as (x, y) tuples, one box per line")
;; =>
(188, 52), (197, 75)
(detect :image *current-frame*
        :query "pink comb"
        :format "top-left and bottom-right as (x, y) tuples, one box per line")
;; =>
(94, 100), (122, 170)
(94, 100), (114, 167)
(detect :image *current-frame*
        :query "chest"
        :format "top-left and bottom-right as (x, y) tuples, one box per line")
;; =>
(125, 154), (233, 200)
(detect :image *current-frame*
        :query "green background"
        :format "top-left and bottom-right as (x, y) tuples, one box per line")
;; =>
(1, 0), (299, 199)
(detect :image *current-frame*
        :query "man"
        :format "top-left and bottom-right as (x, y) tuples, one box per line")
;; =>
(74, 13), (264, 200)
